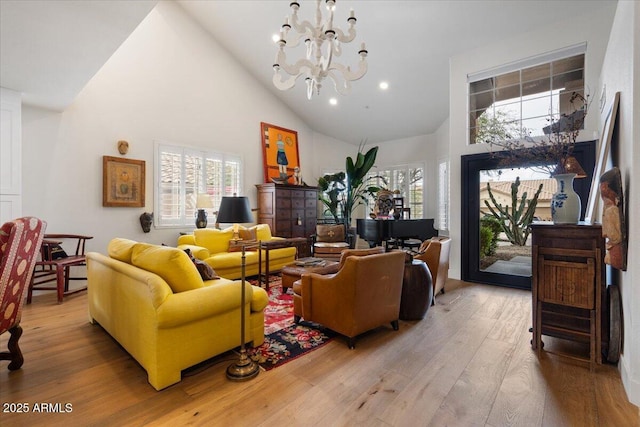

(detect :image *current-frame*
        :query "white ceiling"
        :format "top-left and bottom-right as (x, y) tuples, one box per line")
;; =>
(0, 0), (157, 110)
(1, 0), (616, 143)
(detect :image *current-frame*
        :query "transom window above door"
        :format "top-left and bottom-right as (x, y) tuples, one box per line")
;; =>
(468, 44), (585, 145)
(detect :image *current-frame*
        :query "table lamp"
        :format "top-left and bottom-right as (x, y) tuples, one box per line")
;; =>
(216, 196), (259, 381)
(195, 194), (214, 228)
(558, 156), (588, 178)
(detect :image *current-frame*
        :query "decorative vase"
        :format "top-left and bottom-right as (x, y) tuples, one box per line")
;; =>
(551, 173), (581, 224)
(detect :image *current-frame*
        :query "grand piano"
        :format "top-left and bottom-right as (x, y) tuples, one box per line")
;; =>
(356, 218), (438, 249)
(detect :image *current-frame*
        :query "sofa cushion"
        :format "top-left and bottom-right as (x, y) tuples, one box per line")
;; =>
(131, 243), (204, 293)
(206, 251), (260, 269)
(107, 238), (138, 263)
(254, 224), (272, 241)
(194, 228), (234, 254)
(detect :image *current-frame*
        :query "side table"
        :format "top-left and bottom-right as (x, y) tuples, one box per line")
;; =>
(399, 260), (433, 320)
(258, 237), (309, 291)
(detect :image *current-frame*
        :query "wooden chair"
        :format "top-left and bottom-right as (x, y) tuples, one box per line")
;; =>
(1, 217), (46, 370)
(311, 223), (352, 261)
(28, 234), (93, 304)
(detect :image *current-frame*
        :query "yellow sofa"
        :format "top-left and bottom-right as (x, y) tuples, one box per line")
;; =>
(86, 238), (269, 391)
(177, 224), (297, 279)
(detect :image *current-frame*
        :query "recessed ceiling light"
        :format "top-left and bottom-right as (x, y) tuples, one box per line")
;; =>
(379, 82), (389, 90)
(329, 98), (338, 106)
(272, 34), (280, 43)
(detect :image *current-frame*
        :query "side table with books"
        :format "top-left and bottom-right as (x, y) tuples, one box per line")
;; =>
(257, 237), (309, 290)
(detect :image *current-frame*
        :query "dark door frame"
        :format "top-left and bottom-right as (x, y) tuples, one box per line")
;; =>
(461, 140), (596, 289)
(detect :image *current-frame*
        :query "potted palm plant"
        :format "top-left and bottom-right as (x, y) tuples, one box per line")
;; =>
(343, 143), (383, 230)
(317, 143), (383, 245)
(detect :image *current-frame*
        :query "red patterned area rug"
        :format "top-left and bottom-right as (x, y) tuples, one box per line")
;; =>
(247, 276), (337, 371)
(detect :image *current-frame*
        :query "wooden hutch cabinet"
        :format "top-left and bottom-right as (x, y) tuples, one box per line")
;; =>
(256, 183), (318, 257)
(530, 223), (607, 369)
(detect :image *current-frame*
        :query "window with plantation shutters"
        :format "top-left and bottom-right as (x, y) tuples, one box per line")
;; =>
(366, 164), (424, 219)
(155, 143), (242, 227)
(438, 160), (449, 231)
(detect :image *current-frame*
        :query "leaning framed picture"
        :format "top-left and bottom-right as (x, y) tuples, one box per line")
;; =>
(260, 122), (300, 184)
(585, 91), (619, 223)
(102, 156), (145, 207)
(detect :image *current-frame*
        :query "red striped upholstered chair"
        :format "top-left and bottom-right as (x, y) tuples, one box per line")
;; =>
(0, 217), (46, 370)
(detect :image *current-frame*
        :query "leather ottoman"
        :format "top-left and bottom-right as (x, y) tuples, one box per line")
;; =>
(281, 260), (340, 290)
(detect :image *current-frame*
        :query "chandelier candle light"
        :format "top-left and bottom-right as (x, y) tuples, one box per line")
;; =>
(273, 0), (368, 99)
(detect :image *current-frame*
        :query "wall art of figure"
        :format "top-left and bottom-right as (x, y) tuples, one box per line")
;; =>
(260, 122), (300, 184)
(599, 167), (627, 270)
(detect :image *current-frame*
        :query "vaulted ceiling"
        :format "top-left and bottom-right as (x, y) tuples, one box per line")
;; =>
(1, 0), (617, 143)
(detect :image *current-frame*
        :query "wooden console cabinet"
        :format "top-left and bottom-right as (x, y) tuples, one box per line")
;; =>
(530, 223), (606, 369)
(256, 183), (318, 257)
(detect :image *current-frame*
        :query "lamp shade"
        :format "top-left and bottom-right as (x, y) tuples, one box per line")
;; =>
(217, 196), (253, 224)
(554, 156), (588, 178)
(196, 194), (214, 209)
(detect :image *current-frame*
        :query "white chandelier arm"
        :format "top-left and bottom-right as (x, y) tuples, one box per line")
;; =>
(273, 69), (307, 91)
(327, 70), (352, 96)
(328, 56), (368, 82)
(288, 2), (320, 39)
(333, 25), (356, 44)
(274, 48), (316, 78)
(283, 29), (312, 49)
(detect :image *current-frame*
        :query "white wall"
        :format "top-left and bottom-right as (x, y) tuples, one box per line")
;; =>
(598, 0), (640, 406)
(21, 1), (316, 252)
(447, 4), (616, 280)
(0, 87), (22, 223)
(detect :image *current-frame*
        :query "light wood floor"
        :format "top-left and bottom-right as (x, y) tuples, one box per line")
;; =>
(1, 279), (638, 427)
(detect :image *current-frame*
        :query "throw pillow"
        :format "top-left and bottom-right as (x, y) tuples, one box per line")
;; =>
(239, 228), (257, 241)
(184, 248), (219, 280)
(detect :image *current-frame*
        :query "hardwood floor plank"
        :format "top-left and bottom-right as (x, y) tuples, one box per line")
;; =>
(428, 337), (514, 426)
(485, 314), (547, 427)
(378, 318), (496, 426)
(541, 355), (599, 426)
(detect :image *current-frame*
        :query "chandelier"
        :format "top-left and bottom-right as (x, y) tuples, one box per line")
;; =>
(272, 0), (368, 100)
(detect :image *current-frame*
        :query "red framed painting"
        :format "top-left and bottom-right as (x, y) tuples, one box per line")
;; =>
(260, 122), (300, 184)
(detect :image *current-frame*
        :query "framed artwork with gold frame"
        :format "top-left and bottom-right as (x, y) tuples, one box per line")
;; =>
(260, 122), (300, 184)
(102, 156), (145, 207)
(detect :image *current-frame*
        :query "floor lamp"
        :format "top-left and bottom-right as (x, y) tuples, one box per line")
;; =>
(216, 195), (260, 381)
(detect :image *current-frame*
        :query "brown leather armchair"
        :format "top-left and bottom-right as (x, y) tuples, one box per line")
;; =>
(414, 236), (451, 303)
(292, 250), (405, 348)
